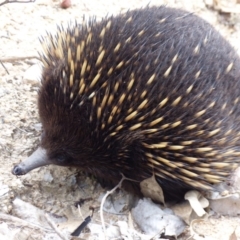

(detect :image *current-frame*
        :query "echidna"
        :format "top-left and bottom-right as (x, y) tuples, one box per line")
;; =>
(12, 6), (240, 201)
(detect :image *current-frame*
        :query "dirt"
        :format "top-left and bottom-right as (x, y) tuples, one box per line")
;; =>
(1, 0), (240, 239)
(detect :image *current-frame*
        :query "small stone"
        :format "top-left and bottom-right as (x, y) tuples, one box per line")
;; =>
(23, 64), (42, 85)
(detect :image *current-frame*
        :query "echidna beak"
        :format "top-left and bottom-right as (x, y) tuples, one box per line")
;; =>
(12, 147), (50, 175)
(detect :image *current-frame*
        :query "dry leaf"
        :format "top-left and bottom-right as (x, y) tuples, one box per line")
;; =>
(140, 175), (165, 205)
(171, 201), (193, 225)
(229, 229), (238, 240)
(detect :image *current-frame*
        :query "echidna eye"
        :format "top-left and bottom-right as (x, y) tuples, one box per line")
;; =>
(56, 155), (66, 163)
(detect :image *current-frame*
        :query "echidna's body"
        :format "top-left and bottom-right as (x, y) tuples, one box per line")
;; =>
(13, 6), (240, 200)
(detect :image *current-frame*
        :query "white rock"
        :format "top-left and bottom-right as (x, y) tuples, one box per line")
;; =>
(208, 167), (240, 216)
(210, 194), (240, 216)
(43, 171), (54, 182)
(0, 184), (9, 197)
(12, 198), (50, 228)
(0, 223), (9, 236)
(132, 198), (186, 237)
(23, 63), (42, 84)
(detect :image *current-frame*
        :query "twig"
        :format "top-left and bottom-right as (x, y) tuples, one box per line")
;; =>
(0, 0), (35, 7)
(0, 213), (53, 232)
(0, 56), (40, 62)
(45, 213), (69, 240)
(77, 204), (84, 220)
(11, 124), (28, 133)
(99, 174), (137, 240)
(0, 60), (9, 74)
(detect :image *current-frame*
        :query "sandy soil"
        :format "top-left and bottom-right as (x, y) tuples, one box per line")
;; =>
(1, 0), (240, 239)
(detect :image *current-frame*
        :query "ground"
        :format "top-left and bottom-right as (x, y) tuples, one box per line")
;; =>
(1, 0), (240, 239)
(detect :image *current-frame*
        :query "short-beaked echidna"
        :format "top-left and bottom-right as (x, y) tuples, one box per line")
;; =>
(12, 6), (240, 201)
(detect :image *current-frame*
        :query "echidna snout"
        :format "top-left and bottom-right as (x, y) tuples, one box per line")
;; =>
(12, 147), (49, 175)
(12, 6), (240, 201)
